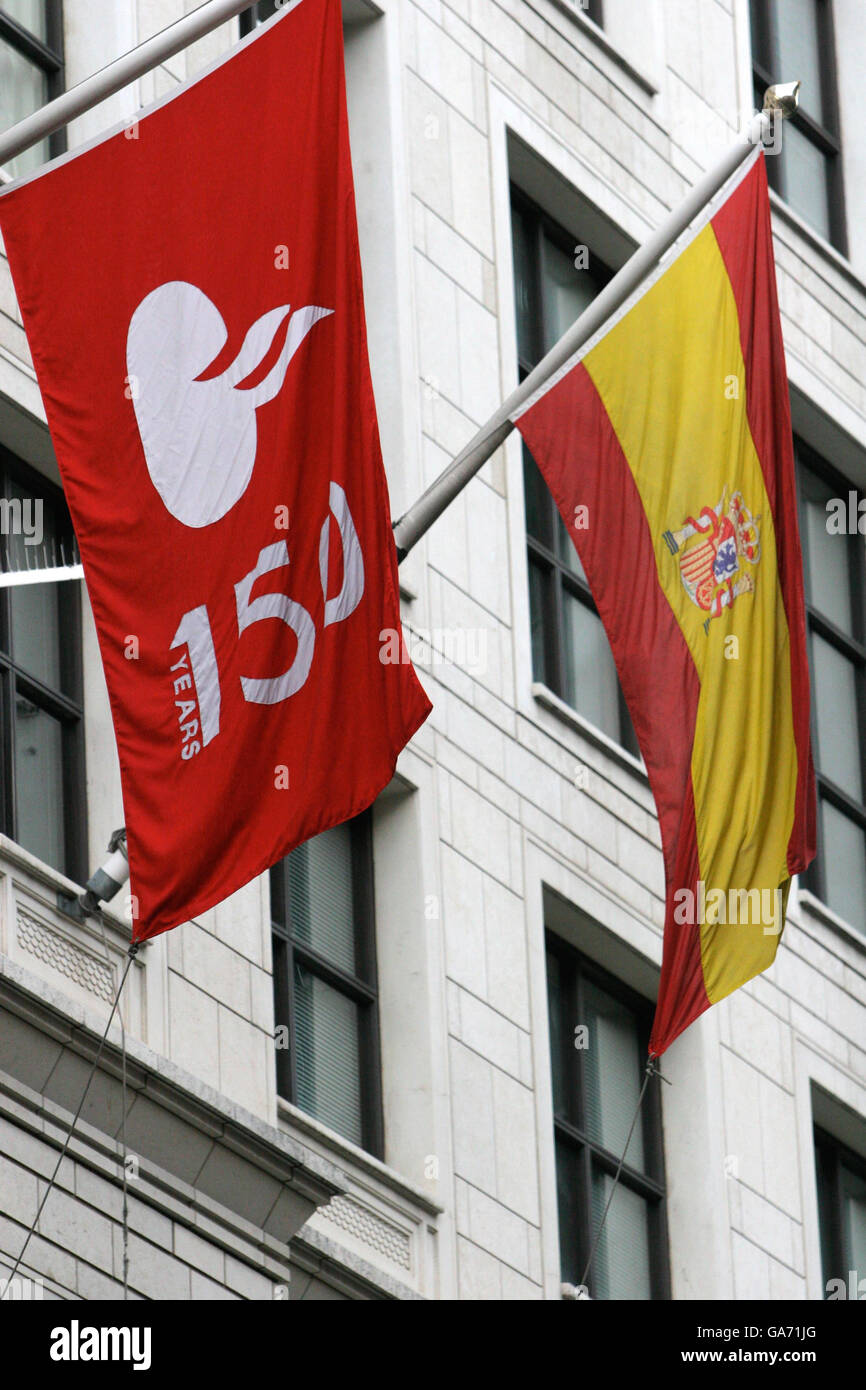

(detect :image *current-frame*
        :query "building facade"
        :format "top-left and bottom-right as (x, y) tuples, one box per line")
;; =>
(0, 0), (864, 1300)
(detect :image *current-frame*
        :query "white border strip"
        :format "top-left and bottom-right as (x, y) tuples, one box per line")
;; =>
(0, 565), (84, 587)
(512, 142), (763, 421)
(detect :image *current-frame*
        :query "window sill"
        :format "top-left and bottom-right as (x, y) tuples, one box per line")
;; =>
(795, 887), (866, 955)
(276, 1097), (442, 1296)
(769, 190), (866, 300)
(532, 680), (649, 785)
(276, 1097), (441, 1214)
(543, 0), (658, 97)
(0, 837), (151, 1059)
(0, 832), (135, 941)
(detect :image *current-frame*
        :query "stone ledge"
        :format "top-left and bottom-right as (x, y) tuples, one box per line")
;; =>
(0, 1077), (291, 1293)
(795, 889), (866, 960)
(291, 1224), (426, 1301)
(542, 0), (659, 97)
(0, 955), (347, 1248)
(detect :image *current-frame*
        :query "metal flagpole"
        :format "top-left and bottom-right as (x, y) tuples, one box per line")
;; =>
(392, 83), (801, 562)
(0, 0), (268, 171)
(0, 36), (798, 561)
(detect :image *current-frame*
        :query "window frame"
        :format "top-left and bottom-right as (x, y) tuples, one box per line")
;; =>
(239, 1), (279, 36)
(794, 439), (866, 924)
(750, 0), (846, 254)
(0, 443), (86, 883)
(545, 931), (670, 1299)
(270, 809), (384, 1158)
(0, 3), (66, 163)
(511, 185), (639, 756)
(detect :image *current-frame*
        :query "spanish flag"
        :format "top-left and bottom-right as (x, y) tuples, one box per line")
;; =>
(514, 148), (816, 1055)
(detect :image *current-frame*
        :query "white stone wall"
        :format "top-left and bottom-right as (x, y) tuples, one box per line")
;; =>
(0, 0), (864, 1300)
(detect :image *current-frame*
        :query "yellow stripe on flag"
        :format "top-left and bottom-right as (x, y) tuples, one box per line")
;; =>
(582, 223), (798, 1002)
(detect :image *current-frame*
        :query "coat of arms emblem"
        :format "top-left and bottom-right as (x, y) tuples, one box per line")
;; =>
(663, 488), (760, 630)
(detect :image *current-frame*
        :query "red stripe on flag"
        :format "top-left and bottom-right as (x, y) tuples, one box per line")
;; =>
(516, 364), (710, 1054)
(710, 154), (816, 878)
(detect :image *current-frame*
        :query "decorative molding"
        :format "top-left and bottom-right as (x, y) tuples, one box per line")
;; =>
(317, 1193), (411, 1270)
(16, 906), (115, 1004)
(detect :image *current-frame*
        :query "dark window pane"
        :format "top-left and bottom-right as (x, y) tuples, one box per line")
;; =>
(0, 42), (49, 178)
(799, 465), (854, 635)
(750, 2), (766, 66)
(270, 862), (287, 929)
(286, 822), (357, 974)
(6, 479), (65, 689)
(14, 691), (65, 870)
(562, 592), (621, 741)
(294, 963), (363, 1147)
(10, 580), (62, 689)
(555, 1137), (583, 1286)
(511, 206), (537, 364)
(820, 801), (866, 930)
(540, 234), (599, 354)
(528, 560), (550, 687)
(781, 124), (831, 242)
(815, 1139), (839, 1288)
(522, 452), (552, 547)
(591, 1167), (652, 1299)
(816, 1134), (866, 1294)
(271, 934), (291, 1099)
(771, 0), (825, 127)
(556, 507), (586, 580)
(2, 1), (46, 39)
(812, 635), (863, 803)
(583, 977), (646, 1170)
(840, 1160), (866, 1274)
(546, 948), (566, 1117)
(0, 452), (82, 882)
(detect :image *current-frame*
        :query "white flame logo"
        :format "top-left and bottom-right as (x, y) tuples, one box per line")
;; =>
(127, 281), (333, 528)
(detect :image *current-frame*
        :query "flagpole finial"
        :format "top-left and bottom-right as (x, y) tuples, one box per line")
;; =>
(763, 81), (801, 118)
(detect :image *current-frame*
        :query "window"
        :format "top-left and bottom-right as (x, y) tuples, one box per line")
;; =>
(815, 1127), (866, 1294)
(239, 1), (280, 36)
(545, 933), (668, 1299)
(0, 446), (85, 881)
(271, 811), (383, 1156)
(570, 0), (603, 24)
(795, 443), (866, 933)
(0, 2), (64, 180)
(511, 188), (638, 755)
(750, 0), (845, 252)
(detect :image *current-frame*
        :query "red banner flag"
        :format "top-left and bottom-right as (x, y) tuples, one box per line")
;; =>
(0, 0), (431, 940)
